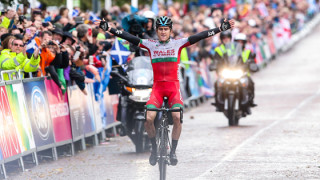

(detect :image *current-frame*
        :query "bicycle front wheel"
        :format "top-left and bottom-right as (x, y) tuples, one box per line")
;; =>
(158, 126), (168, 180)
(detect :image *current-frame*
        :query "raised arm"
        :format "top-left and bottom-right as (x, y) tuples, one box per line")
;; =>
(188, 19), (235, 45)
(99, 20), (140, 46)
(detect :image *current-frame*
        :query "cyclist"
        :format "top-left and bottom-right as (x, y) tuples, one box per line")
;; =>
(99, 16), (234, 166)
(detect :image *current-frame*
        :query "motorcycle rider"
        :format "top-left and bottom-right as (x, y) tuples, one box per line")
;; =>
(211, 30), (233, 112)
(234, 33), (257, 112)
(212, 32), (257, 115)
(99, 16), (234, 166)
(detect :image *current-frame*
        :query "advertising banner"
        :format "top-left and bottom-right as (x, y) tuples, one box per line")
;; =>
(84, 84), (96, 135)
(45, 79), (72, 143)
(87, 83), (103, 132)
(0, 86), (21, 159)
(0, 148), (3, 161)
(199, 60), (214, 97)
(68, 84), (95, 138)
(103, 90), (115, 125)
(23, 80), (55, 147)
(187, 66), (201, 97)
(5, 83), (36, 153)
(67, 85), (85, 139)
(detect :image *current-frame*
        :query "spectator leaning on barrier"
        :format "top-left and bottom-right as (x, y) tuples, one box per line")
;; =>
(0, 34), (40, 79)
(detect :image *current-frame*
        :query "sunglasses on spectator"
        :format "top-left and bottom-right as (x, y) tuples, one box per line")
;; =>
(13, 43), (24, 47)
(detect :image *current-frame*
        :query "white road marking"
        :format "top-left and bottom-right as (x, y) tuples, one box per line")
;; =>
(195, 88), (320, 179)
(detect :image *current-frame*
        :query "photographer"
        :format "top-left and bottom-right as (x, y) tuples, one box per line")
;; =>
(142, 11), (158, 40)
(76, 24), (98, 56)
(39, 30), (69, 93)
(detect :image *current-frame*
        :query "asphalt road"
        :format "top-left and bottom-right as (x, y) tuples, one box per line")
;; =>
(7, 25), (320, 180)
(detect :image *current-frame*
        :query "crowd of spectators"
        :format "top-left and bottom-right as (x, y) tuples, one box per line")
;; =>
(0, 0), (319, 94)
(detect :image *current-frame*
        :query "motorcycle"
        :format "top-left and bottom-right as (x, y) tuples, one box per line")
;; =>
(211, 43), (258, 126)
(111, 56), (153, 153)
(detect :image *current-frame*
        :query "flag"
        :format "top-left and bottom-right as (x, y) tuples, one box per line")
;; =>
(89, 12), (100, 22)
(131, 6), (138, 13)
(26, 33), (40, 55)
(93, 54), (112, 101)
(110, 38), (131, 65)
(152, 0), (159, 15)
(72, 9), (79, 17)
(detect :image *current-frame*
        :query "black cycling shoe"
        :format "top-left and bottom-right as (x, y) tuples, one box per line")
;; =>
(119, 126), (127, 137)
(170, 152), (178, 166)
(149, 152), (157, 166)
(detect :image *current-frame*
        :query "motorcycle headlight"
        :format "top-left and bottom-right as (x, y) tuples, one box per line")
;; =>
(221, 69), (244, 79)
(129, 88), (152, 102)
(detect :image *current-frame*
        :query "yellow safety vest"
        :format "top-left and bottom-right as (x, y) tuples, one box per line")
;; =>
(241, 50), (251, 63)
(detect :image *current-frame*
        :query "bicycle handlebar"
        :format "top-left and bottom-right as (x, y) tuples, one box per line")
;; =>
(145, 107), (183, 112)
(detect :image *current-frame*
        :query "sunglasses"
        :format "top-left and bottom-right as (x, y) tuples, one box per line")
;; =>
(13, 43), (24, 47)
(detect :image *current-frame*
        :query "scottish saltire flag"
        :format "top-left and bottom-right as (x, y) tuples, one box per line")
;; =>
(110, 38), (131, 65)
(152, 0), (159, 15)
(72, 9), (79, 17)
(26, 33), (40, 55)
(89, 12), (100, 22)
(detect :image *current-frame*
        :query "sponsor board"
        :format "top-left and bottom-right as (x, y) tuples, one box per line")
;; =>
(88, 83), (103, 132)
(103, 90), (115, 125)
(84, 84), (96, 134)
(45, 79), (72, 143)
(0, 86), (21, 159)
(23, 81), (55, 147)
(67, 85), (85, 139)
(5, 83), (36, 153)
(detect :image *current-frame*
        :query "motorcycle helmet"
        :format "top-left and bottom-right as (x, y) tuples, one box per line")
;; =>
(234, 33), (247, 44)
(143, 11), (156, 20)
(220, 30), (232, 42)
(156, 16), (173, 29)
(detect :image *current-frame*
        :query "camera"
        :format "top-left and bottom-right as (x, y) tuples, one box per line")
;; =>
(48, 41), (55, 45)
(75, 46), (81, 51)
(42, 22), (49, 27)
(19, 15), (26, 23)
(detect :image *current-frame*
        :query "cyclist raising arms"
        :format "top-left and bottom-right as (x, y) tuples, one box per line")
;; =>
(99, 16), (234, 166)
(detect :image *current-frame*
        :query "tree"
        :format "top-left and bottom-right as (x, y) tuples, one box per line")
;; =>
(37, 0), (65, 7)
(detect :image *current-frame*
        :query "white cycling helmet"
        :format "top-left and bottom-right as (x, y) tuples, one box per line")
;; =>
(143, 11), (156, 20)
(234, 33), (247, 42)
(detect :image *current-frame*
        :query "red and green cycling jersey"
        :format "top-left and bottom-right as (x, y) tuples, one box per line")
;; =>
(139, 38), (190, 82)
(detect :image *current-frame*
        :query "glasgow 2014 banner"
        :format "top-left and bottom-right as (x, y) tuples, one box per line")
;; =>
(84, 84), (96, 135)
(5, 83), (36, 153)
(45, 79), (72, 143)
(0, 86), (21, 159)
(0, 148), (3, 161)
(23, 80), (55, 147)
(103, 90), (115, 125)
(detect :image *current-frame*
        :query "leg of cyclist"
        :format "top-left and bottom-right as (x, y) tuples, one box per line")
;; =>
(145, 110), (158, 166)
(170, 110), (181, 166)
(145, 84), (163, 166)
(168, 81), (183, 166)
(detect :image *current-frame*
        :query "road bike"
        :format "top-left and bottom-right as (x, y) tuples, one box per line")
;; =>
(145, 98), (183, 180)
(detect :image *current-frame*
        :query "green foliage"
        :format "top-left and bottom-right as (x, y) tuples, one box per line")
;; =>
(1, 0), (15, 6)
(37, 0), (66, 6)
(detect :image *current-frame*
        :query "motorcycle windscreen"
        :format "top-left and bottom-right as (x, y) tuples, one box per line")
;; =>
(127, 56), (153, 86)
(225, 42), (243, 67)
